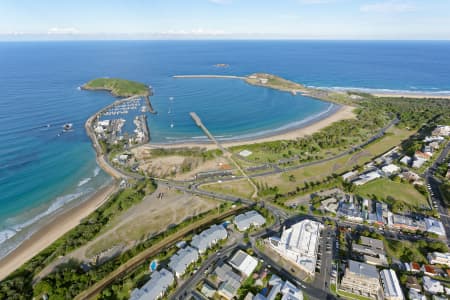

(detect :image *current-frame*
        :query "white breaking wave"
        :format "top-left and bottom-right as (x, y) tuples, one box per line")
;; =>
(308, 85), (450, 96)
(78, 177), (92, 187)
(0, 188), (93, 257)
(93, 166), (101, 177)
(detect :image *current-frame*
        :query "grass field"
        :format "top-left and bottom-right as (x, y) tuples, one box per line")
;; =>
(255, 127), (414, 194)
(201, 179), (254, 199)
(355, 178), (428, 209)
(83, 78), (150, 97)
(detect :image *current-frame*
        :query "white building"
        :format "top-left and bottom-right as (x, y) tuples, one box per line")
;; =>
(423, 276), (444, 294)
(428, 252), (450, 267)
(432, 125), (450, 137)
(234, 211), (266, 231)
(191, 224), (227, 253)
(130, 268), (174, 300)
(399, 156), (411, 166)
(254, 275), (303, 300)
(353, 171), (382, 186)
(408, 289), (426, 300)
(382, 164), (401, 176)
(168, 246), (199, 277)
(268, 219), (323, 275)
(380, 269), (404, 300)
(425, 218), (446, 236)
(228, 250), (258, 277)
(342, 171), (358, 182)
(239, 150), (253, 157)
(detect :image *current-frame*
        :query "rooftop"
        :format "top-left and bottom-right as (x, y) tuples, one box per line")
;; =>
(348, 260), (379, 279)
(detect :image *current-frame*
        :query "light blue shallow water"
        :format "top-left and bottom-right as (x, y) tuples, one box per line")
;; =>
(1, 40), (450, 256)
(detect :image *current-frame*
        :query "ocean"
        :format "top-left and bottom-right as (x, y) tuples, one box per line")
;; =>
(1, 40), (450, 257)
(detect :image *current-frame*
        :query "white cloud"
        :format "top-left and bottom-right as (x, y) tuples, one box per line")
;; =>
(162, 28), (227, 36)
(360, 1), (415, 13)
(299, 0), (335, 4)
(208, 0), (231, 4)
(47, 27), (80, 35)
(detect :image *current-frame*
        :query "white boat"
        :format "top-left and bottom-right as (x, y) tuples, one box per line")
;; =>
(170, 123), (174, 128)
(63, 123), (73, 131)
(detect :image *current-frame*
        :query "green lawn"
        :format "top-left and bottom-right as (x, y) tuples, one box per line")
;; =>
(355, 178), (428, 210)
(201, 179), (254, 199)
(83, 78), (150, 97)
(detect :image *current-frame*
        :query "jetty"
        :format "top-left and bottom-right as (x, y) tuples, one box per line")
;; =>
(144, 95), (157, 114)
(189, 112), (258, 198)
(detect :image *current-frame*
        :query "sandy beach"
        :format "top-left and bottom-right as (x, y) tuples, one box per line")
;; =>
(0, 183), (118, 281)
(149, 105), (356, 150)
(373, 92), (450, 99)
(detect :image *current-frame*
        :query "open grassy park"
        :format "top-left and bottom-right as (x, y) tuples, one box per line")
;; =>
(355, 178), (428, 210)
(201, 179), (255, 200)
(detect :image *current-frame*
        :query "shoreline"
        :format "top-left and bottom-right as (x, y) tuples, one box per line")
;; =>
(149, 104), (356, 150)
(372, 92), (450, 99)
(0, 182), (118, 280)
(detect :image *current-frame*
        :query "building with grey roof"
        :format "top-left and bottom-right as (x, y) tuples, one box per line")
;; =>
(191, 224), (227, 253)
(340, 260), (383, 300)
(130, 268), (174, 300)
(233, 210), (266, 231)
(213, 262), (242, 300)
(228, 250), (258, 277)
(380, 269), (404, 300)
(168, 246), (199, 277)
(352, 236), (385, 256)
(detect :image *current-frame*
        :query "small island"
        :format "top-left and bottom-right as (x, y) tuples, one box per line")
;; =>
(82, 78), (151, 97)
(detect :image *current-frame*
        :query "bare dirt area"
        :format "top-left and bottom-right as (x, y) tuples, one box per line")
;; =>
(132, 146), (231, 180)
(36, 187), (219, 279)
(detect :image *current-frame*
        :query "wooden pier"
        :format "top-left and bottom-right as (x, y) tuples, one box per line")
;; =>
(189, 112), (259, 198)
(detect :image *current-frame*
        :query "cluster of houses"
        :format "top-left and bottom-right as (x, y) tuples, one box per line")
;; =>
(130, 224), (228, 300)
(201, 252), (303, 300)
(339, 236), (450, 300)
(130, 211), (266, 300)
(342, 147), (403, 186)
(401, 251), (450, 299)
(201, 250), (259, 299)
(400, 125), (450, 169)
(319, 188), (447, 236)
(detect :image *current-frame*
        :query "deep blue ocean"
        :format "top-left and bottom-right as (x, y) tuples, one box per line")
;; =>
(1, 40), (450, 257)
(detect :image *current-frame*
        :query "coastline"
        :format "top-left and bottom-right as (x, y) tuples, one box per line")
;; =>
(0, 182), (118, 281)
(372, 92), (450, 99)
(150, 104), (356, 150)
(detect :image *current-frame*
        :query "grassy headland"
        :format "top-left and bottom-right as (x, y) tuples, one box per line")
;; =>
(82, 78), (150, 97)
(245, 73), (306, 93)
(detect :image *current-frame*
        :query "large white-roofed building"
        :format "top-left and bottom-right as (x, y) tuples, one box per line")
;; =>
(191, 224), (227, 253)
(380, 269), (405, 300)
(425, 218), (446, 236)
(228, 250), (258, 277)
(130, 268), (174, 300)
(168, 246), (199, 277)
(268, 219), (323, 276)
(234, 210), (266, 231)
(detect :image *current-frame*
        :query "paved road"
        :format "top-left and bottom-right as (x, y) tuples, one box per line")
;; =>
(424, 141), (450, 245)
(170, 244), (239, 300)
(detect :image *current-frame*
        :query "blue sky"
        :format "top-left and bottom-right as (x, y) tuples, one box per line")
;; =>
(1, 0), (449, 40)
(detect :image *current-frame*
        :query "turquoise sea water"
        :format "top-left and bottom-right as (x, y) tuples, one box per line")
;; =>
(1, 40), (450, 257)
